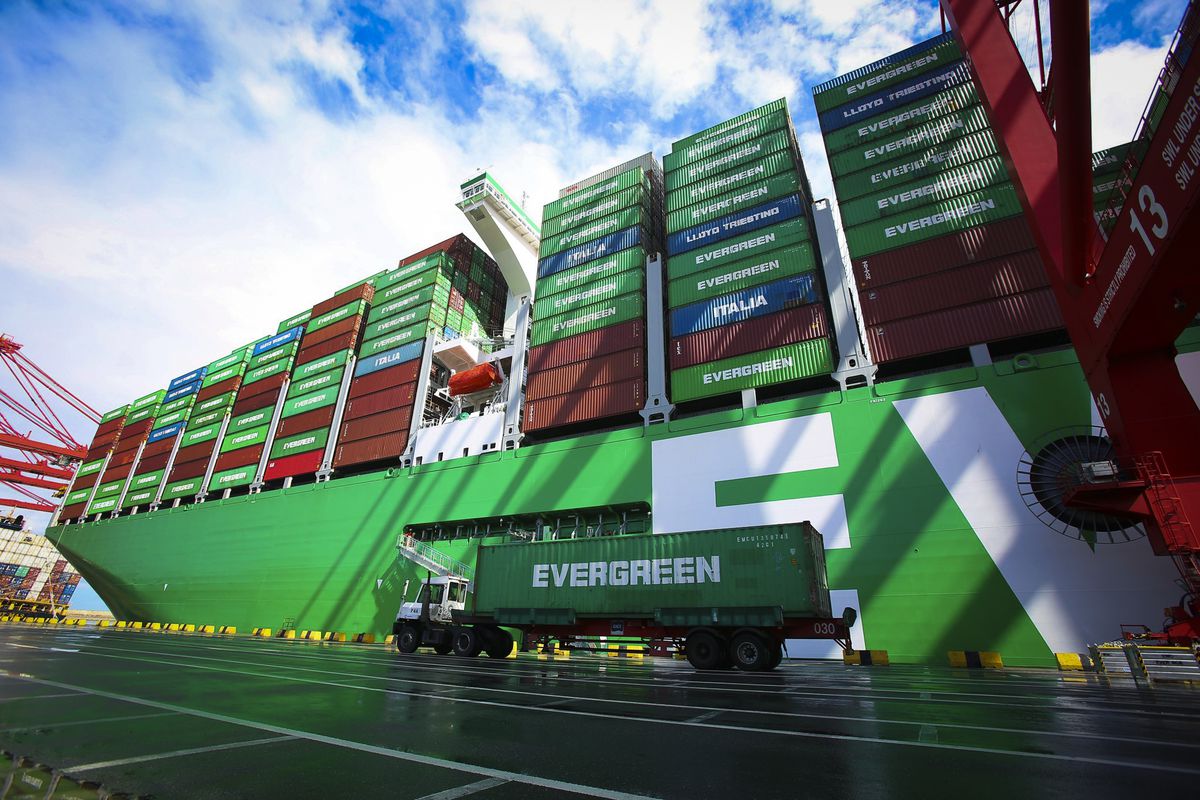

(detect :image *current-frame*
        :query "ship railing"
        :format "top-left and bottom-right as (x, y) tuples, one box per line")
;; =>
(397, 533), (475, 585)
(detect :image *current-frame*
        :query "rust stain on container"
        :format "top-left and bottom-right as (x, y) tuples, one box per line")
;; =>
(526, 347), (645, 402)
(527, 320), (645, 373)
(311, 283), (374, 318)
(348, 360), (423, 399)
(342, 384), (417, 421)
(275, 406), (336, 437)
(338, 407), (413, 444)
(669, 305), (830, 370)
(213, 444), (264, 472)
(867, 287), (1062, 363)
(332, 431), (409, 468)
(852, 216), (1036, 290)
(523, 380), (645, 432)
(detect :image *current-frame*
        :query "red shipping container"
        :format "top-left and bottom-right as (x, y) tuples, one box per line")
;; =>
(262, 449), (325, 481)
(235, 372), (288, 403)
(139, 437), (176, 458)
(71, 472), (99, 490)
(398, 233), (468, 267)
(94, 417), (125, 438)
(112, 436), (145, 457)
(852, 216), (1036, 290)
(134, 452), (172, 473)
(467, 282), (482, 302)
(85, 437), (119, 460)
(169, 457), (210, 481)
(296, 336), (356, 365)
(866, 287), (1063, 363)
(68, 574), (80, 584)
(232, 387), (281, 418)
(342, 384), (417, 421)
(311, 283), (374, 318)
(528, 319), (645, 373)
(299, 315), (362, 349)
(212, 444), (264, 472)
(118, 418), (155, 438)
(100, 461), (134, 481)
(339, 407), (413, 444)
(669, 304), (830, 370)
(275, 406), (336, 437)
(348, 361), (422, 399)
(524, 380), (645, 432)
(197, 376), (243, 403)
(104, 450), (137, 469)
(58, 503), (86, 519)
(174, 441), (216, 465)
(859, 249), (1049, 326)
(332, 431), (409, 469)
(449, 288), (465, 312)
(527, 347), (645, 401)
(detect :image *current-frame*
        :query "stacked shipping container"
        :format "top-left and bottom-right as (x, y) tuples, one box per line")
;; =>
(1092, 142), (1135, 232)
(664, 99), (833, 402)
(57, 404), (128, 519)
(119, 366), (205, 510)
(526, 160), (664, 432)
(814, 33), (1061, 363)
(0, 529), (81, 604)
(85, 389), (165, 516)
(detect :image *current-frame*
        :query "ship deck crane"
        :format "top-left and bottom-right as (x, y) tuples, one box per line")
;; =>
(941, 0), (1200, 640)
(0, 334), (100, 513)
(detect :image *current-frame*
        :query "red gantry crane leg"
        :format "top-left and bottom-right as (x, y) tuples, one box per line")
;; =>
(941, 0), (1200, 641)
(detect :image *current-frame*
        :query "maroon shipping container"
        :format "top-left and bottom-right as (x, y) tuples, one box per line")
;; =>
(213, 445), (264, 472)
(104, 450), (138, 469)
(232, 388), (283, 418)
(111, 435), (145, 457)
(275, 406), (336, 437)
(296, 336), (356, 366)
(300, 315), (363, 349)
(669, 304), (830, 370)
(169, 457), (210, 481)
(449, 288), (465, 312)
(94, 417), (125, 438)
(262, 449), (324, 482)
(527, 319), (646, 373)
(852, 216), (1036, 290)
(348, 360), (422, 400)
(859, 249), (1049, 326)
(197, 376), (243, 403)
(467, 282), (481, 302)
(134, 452), (172, 473)
(524, 380), (646, 432)
(526, 347), (645, 402)
(173, 441), (216, 466)
(58, 502), (86, 519)
(311, 283), (374, 318)
(338, 407), (413, 445)
(867, 287), (1063, 363)
(237, 371), (288, 401)
(342, 384), (417, 421)
(117, 418), (155, 439)
(138, 437), (176, 459)
(71, 472), (99, 490)
(398, 233), (468, 267)
(332, 431), (409, 469)
(85, 436), (120, 460)
(100, 461), (134, 481)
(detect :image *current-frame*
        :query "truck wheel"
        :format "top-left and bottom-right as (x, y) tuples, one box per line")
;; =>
(397, 625), (421, 654)
(452, 627), (482, 657)
(485, 631), (514, 659)
(768, 640), (784, 671)
(731, 631), (771, 671)
(685, 630), (726, 670)
(433, 640), (453, 655)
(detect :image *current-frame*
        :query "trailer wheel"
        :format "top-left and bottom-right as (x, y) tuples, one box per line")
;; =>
(485, 631), (514, 659)
(685, 630), (726, 670)
(731, 631), (771, 671)
(397, 625), (421, 654)
(452, 627), (482, 657)
(433, 640), (453, 655)
(768, 640), (784, 671)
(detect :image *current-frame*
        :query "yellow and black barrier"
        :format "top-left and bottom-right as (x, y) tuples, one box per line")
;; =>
(198, 625), (216, 634)
(606, 644), (645, 659)
(948, 650), (1003, 669)
(252, 627), (272, 638)
(299, 630), (323, 641)
(278, 629), (297, 639)
(383, 634), (395, 645)
(218, 625), (237, 635)
(844, 649), (890, 666)
(1055, 652), (1095, 671)
(327, 632), (347, 643)
(353, 633), (376, 644)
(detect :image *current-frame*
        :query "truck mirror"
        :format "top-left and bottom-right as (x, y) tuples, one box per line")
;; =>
(842, 607), (858, 628)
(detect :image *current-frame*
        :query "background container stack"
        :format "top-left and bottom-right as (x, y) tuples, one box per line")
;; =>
(525, 160), (664, 433)
(814, 33), (1062, 365)
(160, 347), (252, 503)
(119, 366), (205, 510)
(1092, 142), (1135, 232)
(57, 404), (128, 519)
(0, 529), (81, 604)
(663, 99), (833, 404)
(262, 282), (373, 481)
(85, 389), (165, 516)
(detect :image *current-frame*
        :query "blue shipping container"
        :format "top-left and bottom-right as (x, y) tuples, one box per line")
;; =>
(537, 226), (646, 279)
(147, 422), (185, 443)
(252, 326), (305, 356)
(164, 379), (202, 403)
(819, 60), (972, 132)
(353, 340), (424, 378)
(670, 274), (819, 337)
(168, 367), (207, 390)
(668, 194), (803, 256)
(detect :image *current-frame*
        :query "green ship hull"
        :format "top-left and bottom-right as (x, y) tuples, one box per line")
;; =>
(50, 345), (1190, 666)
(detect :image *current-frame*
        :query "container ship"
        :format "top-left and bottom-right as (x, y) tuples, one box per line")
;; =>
(45, 33), (1194, 667)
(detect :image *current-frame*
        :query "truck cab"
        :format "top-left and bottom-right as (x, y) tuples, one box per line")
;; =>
(397, 576), (469, 625)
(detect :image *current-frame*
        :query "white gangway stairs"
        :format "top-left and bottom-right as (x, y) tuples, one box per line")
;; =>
(396, 533), (476, 590)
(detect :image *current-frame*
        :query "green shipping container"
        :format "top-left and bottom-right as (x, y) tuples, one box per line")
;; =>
(286, 366), (344, 399)
(837, 155), (1011, 227)
(670, 337), (833, 402)
(842, 182), (1024, 257)
(193, 391), (237, 415)
(828, 103), (992, 179)
(292, 349), (352, 382)
(201, 362), (248, 388)
(813, 36), (962, 113)
(93, 479), (126, 499)
(64, 488), (92, 505)
(537, 246), (646, 300)
(207, 464), (257, 493)
(669, 98), (788, 158)
(832, 128), (1000, 201)
(530, 292), (645, 348)
(86, 495), (120, 515)
(100, 405), (130, 424)
(377, 252), (448, 289)
(362, 300), (444, 343)
(243, 358), (293, 385)
(541, 167), (647, 224)
(541, 185), (647, 238)
(121, 485), (159, 508)
(248, 342), (298, 370)
(277, 310), (312, 333)
(129, 469), (165, 490)
(822, 83), (979, 155)
(540, 205), (650, 259)
(305, 300), (367, 334)
(280, 385), (339, 418)
(131, 389), (166, 410)
(209, 347), (252, 373)
(668, 243), (817, 308)
(667, 171), (800, 234)
(180, 422), (222, 448)
(359, 321), (439, 357)
(162, 477), (205, 501)
(471, 522), (829, 622)
(220, 424), (270, 453)
(76, 459), (106, 478)
(666, 129), (792, 194)
(186, 409), (226, 430)
(157, 395), (197, 417)
(533, 267), (645, 320)
(375, 269), (450, 306)
(228, 406), (273, 434)
(667, 149), (797, 214)
(667, 217), (810, 280)
(665, 110), (789, 174)
(269, 426), (329, 460)
(153, 409), (188, 429)
(125, 405), (158, 425)
(367, 284), (448, 324)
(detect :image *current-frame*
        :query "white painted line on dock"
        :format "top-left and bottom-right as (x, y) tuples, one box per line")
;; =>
(0, 711), (178, 733)
(414, 778), (510, 800)
(685, 710), (723, 724)
(64, 735), (295, 771)
(0, 691), (80, 703)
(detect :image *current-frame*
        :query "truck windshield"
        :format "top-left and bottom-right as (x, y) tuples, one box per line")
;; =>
(448, 582), (466, 603)
(417, 583), (445, 604)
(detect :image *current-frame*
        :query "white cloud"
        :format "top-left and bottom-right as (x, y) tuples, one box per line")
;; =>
(1091, 35), (1172, 150)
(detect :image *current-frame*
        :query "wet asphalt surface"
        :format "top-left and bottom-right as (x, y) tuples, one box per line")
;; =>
(0, 623), (1198, 799)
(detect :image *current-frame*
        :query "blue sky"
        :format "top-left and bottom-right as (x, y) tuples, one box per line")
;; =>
(0, 0), (1183, 611)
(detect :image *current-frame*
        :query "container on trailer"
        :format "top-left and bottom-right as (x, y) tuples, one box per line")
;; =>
(523, 381), (645, 432)
(332, 432), (409, 468)
(526, 348), (645, 402)
(275, 406), (336, 437)
(262, 449), (325, 482)
(669, 304), (830, 370)
(670, 338), (834, 403)
(338, 407), (414, 444)
(527, 319), (645, 373)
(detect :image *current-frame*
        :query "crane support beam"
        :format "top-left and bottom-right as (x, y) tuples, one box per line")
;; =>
(0, 432), (85, 461)
(0, 498), (56, 513)
(0, 470), (68, 492)
(0, 457), (73, 480)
